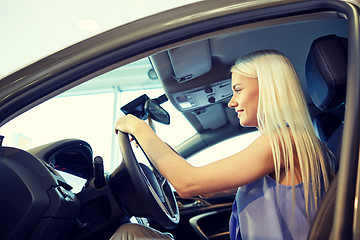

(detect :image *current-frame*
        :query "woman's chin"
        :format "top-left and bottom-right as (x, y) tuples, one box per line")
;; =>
(239, 119), (256, 128)
(239, 120), (248, 127)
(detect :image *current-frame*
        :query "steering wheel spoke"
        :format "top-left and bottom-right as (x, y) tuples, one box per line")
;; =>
(161, 180), (177, 217)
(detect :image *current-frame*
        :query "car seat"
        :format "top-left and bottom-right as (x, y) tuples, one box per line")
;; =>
(305, 34), (348, 239)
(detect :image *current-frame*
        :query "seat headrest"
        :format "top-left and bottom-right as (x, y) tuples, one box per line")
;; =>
(306, 35), (348, 110)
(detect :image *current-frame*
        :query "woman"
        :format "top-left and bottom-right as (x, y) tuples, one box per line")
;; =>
(112, 50), (332, 239)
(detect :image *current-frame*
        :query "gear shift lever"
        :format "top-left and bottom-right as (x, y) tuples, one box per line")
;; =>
(94, 156), (106, 189)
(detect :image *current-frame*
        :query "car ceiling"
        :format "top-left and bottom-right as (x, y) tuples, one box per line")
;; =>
(71, 12), (347, 99)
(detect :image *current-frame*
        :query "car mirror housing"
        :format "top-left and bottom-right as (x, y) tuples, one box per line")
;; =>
(121, 94), (170, 125)
(144, 99), (170, 125)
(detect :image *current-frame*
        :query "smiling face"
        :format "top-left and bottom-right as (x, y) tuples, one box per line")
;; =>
(228, 72), (259, 127)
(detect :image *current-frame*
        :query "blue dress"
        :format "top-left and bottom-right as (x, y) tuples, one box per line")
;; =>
(229, 175), (318, 240)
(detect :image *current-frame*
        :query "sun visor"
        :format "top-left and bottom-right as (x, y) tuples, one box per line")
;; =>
(192, 104), (227, 130)
(168, 40), (212, 83)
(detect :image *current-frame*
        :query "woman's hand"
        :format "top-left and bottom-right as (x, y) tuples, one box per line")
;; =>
(114, 114), (148, 135)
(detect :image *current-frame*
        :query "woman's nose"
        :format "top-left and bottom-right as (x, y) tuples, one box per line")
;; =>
(228, 96), (237, 108)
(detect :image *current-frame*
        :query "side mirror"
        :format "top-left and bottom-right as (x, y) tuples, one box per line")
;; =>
(144, 100), (170, 125)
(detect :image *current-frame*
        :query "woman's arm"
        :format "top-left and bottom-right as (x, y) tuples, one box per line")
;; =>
(200, 188), (238, 199)
(115, 114), (274, 198)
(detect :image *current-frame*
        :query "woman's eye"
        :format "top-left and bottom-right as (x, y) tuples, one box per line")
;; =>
(235, 89), (241, 95)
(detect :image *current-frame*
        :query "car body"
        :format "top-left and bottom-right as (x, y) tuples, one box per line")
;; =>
(0, 0), (359, 239)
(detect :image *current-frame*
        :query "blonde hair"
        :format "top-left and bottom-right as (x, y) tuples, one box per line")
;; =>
(231, 50), (331, 216)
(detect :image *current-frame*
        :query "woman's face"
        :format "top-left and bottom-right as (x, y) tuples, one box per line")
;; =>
(228, 72), (259, 127)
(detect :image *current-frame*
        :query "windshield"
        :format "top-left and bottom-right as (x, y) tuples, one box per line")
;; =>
(0, 58), (196, 173)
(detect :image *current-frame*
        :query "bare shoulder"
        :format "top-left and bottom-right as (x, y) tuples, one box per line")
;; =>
(229, 133), (274, 173)
(245, 133), (272, 153)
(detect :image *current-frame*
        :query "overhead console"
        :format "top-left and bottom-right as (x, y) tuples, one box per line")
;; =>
(171, 79), (232, 130)
(150, 39), (234, 131)
(172, 79), (231, 111)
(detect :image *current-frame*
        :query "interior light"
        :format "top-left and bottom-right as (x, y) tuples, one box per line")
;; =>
(77, 18), (100, 32)
(148, 68), (158, 80)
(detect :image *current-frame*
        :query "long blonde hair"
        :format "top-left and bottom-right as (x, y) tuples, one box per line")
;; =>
(231, 50), (331, 216)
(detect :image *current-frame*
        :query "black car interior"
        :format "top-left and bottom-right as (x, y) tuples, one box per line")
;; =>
(306, 34), (347, 239)
(0, 139), (83, 239)
(306, 35), (348, 239)
(307, 35), (348, 170)
(0, 3), (356, 240)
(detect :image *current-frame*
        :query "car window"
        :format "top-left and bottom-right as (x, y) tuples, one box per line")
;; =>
(187, 131), (261, 167)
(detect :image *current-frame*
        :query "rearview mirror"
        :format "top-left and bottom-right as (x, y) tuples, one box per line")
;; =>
(120, 94), (170, 125)
(144, 100), (170, 125)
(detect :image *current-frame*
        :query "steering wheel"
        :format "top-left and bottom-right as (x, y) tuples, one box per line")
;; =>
(116, 132), (179, 229)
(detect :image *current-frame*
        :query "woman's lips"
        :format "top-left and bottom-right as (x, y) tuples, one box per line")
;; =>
(236, 109), (244, 118)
